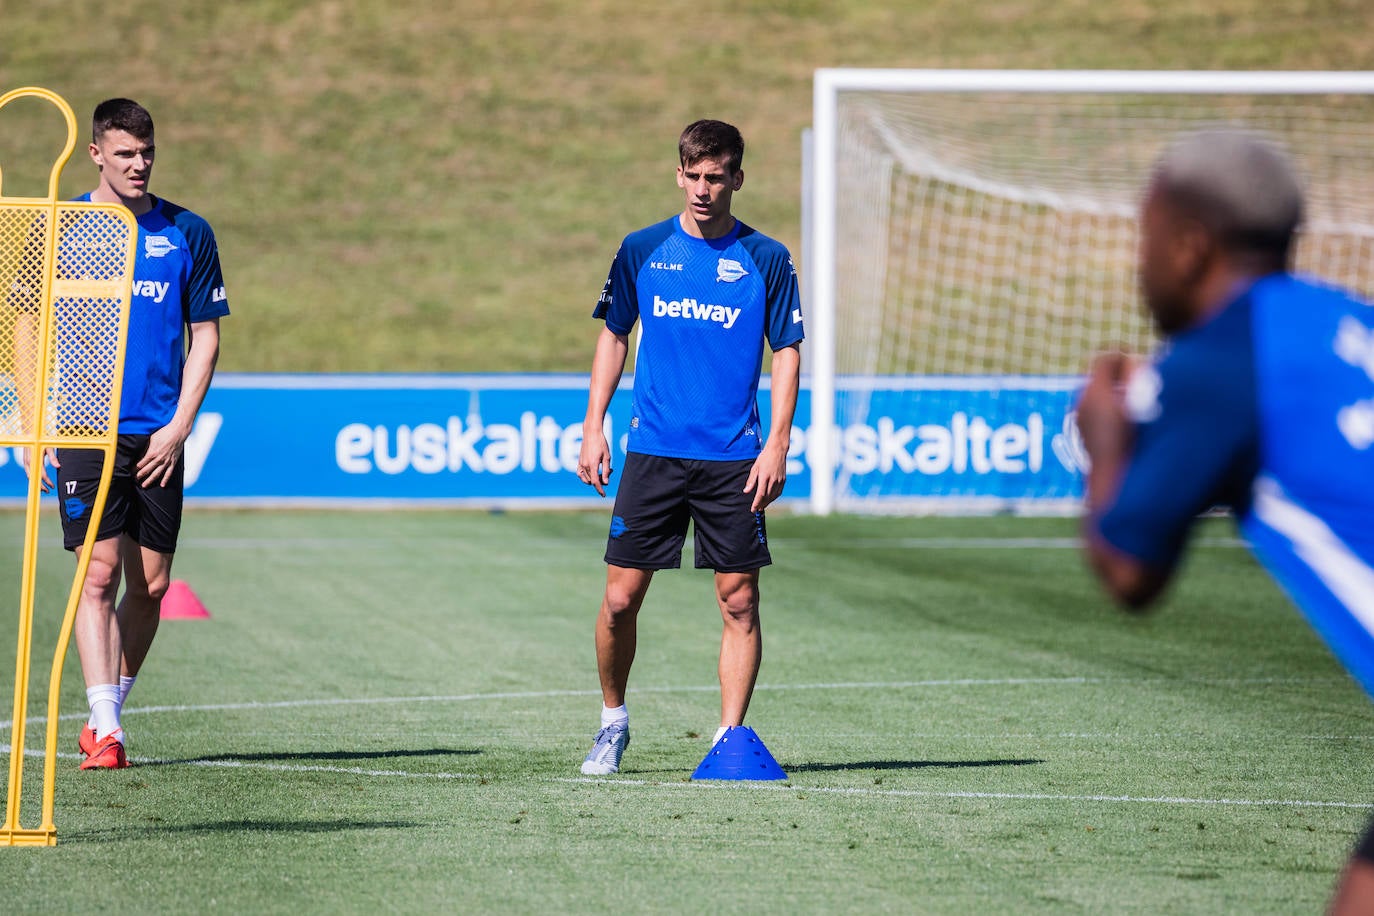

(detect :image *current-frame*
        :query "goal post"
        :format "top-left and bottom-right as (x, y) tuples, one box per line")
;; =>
(808, 69), (1374, 515)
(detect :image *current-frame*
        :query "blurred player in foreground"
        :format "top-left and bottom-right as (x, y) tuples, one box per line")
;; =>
(575, 119), (803, 774)
(18, 99), (229, 769)
(1078, 130), (1374, 913)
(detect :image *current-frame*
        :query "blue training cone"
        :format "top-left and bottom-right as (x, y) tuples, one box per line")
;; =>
(691, 726), (787, 781)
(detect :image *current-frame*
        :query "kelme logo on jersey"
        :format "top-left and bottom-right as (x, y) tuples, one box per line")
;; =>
(716, 258), (749, 283)
(652, 294), (740, 329)
(144, 236), (179, 258)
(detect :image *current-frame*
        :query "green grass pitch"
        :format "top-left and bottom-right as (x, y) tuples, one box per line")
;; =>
(1, 509), (1370, 912)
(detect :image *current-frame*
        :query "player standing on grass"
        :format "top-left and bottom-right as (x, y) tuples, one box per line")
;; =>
(1077, 130), (1374, 913)
(575, 119), (803, 775)
(17, 99), (229, 769)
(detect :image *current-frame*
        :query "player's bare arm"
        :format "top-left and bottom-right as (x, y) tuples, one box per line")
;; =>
(745, 342), (800, 512)
(137, 316), (220, 488)
(578, 326), (629, 496)
(1077, 352), (1168, 607)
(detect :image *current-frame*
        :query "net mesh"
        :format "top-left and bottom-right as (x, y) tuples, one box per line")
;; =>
(0, 203), (134, 446)
(829, 88), (1374, 510)
(835, 91), (1374, 379)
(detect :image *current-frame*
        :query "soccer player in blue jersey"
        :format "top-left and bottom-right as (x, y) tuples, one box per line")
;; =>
(1077, 130), (1374, 912)
(575, 120), (803, 775)
(18, 99), (229, 769)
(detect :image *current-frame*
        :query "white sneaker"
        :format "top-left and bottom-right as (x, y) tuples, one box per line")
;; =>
(580, 722), (629, 775)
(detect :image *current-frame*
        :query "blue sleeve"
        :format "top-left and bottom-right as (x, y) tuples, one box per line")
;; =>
(764, 245), (804, 350)
(592, 241), (639, 335)
(739, 233), (803, 350)
(175, 210), (229, 323)
(1096, 309), (1259, 568)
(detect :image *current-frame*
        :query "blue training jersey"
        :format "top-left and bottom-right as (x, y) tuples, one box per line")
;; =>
(593, 215), (804, 460)
(1096, 273), (1374, 696)
(76, 193), (230, 434)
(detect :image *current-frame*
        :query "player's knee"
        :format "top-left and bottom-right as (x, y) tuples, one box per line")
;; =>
(137, 572), (171, 604)
(81, 556), (121, 601)
(601, 584), (643, 622)
(717, 584), (759, 628)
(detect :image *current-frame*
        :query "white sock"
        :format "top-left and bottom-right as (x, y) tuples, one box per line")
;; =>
(116, 675), (136, 739)
(601, 705), (628, 728)
(87, 676), (137, 731)
(118, 674), (136, 707)
(713, 726), (729, 745)
(86, 685), (121, 740)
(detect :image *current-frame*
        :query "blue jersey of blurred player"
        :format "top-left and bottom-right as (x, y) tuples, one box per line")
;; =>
(1077, 130), (1374, 914)
(16, 99), (228, 770)
(575, 119), (803, 775)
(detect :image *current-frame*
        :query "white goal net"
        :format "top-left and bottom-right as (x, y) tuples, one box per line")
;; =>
(807, 69), (1374, 514)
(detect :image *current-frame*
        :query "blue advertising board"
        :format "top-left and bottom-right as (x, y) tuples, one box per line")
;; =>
(0, 374), (1088, 510)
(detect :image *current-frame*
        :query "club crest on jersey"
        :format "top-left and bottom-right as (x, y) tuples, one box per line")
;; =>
(716, 258), (748, 283)
(144, 236), (179, 259)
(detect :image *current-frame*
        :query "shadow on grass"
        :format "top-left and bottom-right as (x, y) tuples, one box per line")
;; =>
(621, 758), (1043, 778)
(139, 747), (480, 766)
(785, 758), (1044, 774)
(67, 818), (421, 843)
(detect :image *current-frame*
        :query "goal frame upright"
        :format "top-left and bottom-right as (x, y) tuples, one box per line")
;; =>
(808, 68), (1374, 517)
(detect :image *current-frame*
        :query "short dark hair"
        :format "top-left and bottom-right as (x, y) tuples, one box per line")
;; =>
(92, 98), (154, 143)
(679, 120), (744, 173)
(1152, 130), (1303, 268)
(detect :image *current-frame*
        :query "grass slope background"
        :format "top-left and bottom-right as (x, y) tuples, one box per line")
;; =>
(2, 1), (1372, 372)
(0, 512), (1371, 913)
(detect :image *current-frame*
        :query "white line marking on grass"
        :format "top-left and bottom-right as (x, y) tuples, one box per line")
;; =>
(134, 758), (484, 779)
(9, 744), (1362, 811)
(0, 675), (1349, 732)
(8, 534), (1244, 551)
(554, 777), (1372, 810)
(784, 537), (1247, 550)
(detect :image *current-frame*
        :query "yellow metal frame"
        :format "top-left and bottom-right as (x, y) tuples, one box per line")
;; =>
(0, 87), (135, 846)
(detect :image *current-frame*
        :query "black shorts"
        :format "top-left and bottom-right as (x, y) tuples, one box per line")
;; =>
(604, 452), (771, 573)
(56, 434), (184, 553)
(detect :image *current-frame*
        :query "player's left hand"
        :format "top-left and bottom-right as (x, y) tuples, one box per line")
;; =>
(18, 447), (57, 493)
(1076, 352), (1136, 458)
(136, 423), (188, 488)
(744, 443), (788, 512)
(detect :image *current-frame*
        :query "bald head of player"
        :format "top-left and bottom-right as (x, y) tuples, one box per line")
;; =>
(1138, 130), (1304, 335)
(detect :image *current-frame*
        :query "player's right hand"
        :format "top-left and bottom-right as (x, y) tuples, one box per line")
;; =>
(19, 447), (57, 493)
(577, 428), (613, 497)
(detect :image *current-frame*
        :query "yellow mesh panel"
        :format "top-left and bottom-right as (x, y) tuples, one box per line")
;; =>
(0, 206), (47, 440)
(0, 201), (135, 447)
